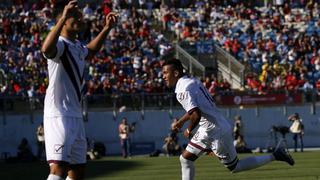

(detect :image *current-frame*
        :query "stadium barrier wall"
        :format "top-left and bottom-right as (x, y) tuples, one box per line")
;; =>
(1, 104), (320, 158)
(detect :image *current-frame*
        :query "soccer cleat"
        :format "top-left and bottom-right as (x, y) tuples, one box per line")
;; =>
(273, 147), (295, 166)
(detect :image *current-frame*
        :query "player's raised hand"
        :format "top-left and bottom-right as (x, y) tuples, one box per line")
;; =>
(61, 0), (79, 19)
(105, 12), (118, 29)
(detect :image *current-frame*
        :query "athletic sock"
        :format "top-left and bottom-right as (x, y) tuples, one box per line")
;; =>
(232, 155), (274, 173)
(47, 174), (64, 180)
(180, 155), (195, 180)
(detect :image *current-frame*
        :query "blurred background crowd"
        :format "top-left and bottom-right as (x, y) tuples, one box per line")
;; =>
(1, 0), (320, 100)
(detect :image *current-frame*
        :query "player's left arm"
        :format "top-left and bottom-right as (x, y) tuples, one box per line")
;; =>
(86, 12), (118, 60)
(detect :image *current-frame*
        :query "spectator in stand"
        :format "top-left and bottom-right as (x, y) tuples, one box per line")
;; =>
(102, 0), (112, 16)
(246, 73), (260, 93)
(83, 3), (93, 18)
(301, 79), (314, 101)
(208, 77), (219, 96)
(202, 77), (211, 89)
(219, 78), (231, 94)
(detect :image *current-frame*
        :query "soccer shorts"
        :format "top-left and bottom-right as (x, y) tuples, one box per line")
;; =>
(186, 126), (237, 166)
(44, 116), (87, 165)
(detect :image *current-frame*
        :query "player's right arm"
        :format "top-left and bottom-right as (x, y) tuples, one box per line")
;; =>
(183, 108), (201, 139)
(172, 112), (190, 132)
(41, 0), (78, 58)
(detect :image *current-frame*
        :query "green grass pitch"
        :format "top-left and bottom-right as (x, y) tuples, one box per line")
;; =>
(1, 151), (320, 180)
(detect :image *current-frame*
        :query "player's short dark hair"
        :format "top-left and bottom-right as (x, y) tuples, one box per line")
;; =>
(163, 58), (184, 75)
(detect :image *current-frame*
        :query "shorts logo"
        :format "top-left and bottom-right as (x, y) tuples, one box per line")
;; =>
(54, 144), (64, 154)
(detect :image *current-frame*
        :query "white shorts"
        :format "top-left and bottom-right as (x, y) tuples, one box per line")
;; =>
(44, 116), (87, 165)
(186, 126), (238, 167)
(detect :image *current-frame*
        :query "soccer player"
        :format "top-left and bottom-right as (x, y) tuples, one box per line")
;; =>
(41, 1), (117, 180)
(162, 59), (294, 180)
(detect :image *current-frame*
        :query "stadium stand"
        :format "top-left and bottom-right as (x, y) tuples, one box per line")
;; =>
(1, 0), (320, 105)
(0, 0), (174, 98)
(159, 0), (320, 96)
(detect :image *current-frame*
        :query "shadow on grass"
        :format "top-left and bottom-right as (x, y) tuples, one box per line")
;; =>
(0, 158), (143, 180)
(86, 159), (143, 179)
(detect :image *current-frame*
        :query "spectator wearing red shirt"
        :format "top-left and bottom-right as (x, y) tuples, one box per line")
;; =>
(219, 78), (231, 93)
(37, 82), (47, 95)
(182, 26), (191, 39)
(224, 37), (232, 52)
(102, 0), (112, 16)
(3, 18), (12, 35)
(258, 81), (271, 95)
(297, 74), (306, 89)
(203, 77), (211, 89)
(232, 38), (241, 58)
(285, 71), (298, 92)
(283, 3), (291, 15)
(245, 39), (254, 51)
(246, 75), (260, 92)
(208, 78), (219, 96)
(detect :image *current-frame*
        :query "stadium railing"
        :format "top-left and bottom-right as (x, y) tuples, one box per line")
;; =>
(214, 44), (245, 89)
(175, 44), (206, 77)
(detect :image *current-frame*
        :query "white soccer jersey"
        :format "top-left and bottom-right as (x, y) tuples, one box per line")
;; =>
(175, 76), (231, 131)
(176, 76), (237, 165)
(43, 36), (88, 118)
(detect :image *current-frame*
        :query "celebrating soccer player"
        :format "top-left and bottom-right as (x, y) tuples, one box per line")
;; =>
(162, 59), (294, 180)
(41, 1), (117, 179)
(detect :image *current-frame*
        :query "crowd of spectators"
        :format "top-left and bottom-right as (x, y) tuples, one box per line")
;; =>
(2, 0), (320, 102)
(0, 0), (174, 99)
(160, 0), (320, 96)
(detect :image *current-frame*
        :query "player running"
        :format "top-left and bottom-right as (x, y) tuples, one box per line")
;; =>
(162, 59), (294, 180)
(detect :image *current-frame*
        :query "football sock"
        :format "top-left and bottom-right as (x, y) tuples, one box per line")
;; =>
(47, 174), (64, 180)
(180, 155), (195, 180)
(232, 155), (274, 173)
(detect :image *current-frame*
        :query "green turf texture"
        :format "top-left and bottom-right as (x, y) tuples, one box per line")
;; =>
(1, 151), (319, 180)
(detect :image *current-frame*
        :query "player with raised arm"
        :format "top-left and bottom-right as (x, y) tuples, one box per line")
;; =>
(162, 59), (294, 180)
(41, 1), (117, 180)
